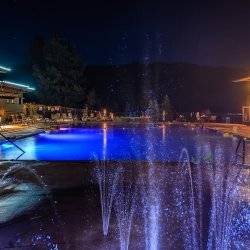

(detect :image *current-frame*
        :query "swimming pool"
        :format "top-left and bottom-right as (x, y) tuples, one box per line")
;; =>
(0, 125), (236, 161)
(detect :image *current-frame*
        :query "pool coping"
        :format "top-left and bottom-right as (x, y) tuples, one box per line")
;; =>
(0, 129), (45, 143)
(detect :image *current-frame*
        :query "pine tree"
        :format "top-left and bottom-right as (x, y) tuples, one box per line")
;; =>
(32, 34), (86, 108)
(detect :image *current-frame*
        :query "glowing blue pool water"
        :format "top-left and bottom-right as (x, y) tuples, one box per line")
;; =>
(0, 126), (236, 161)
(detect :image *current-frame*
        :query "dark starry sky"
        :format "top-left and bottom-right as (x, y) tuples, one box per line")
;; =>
(1, 0), (250, 67)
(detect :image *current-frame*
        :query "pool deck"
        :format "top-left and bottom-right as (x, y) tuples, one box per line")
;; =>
(199, 122), (250, 139)
(195, 122), (250, 165)
(0, 122), (249, 140)
(0, 125), (45, 142)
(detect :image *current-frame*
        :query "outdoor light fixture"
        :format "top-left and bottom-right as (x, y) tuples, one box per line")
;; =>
(0, 65), (11, 72)
(103, 122), (107, 130)
(2, 81), (35, 91)
(233, 77), (250, 83)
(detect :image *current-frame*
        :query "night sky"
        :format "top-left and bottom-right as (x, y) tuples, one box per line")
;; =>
(1, 0), (250, 67)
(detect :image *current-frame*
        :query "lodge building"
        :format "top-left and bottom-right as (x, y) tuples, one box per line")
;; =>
(0, 65), (35, 120)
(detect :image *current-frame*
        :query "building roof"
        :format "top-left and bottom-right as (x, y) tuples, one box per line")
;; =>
(0, 64), (35, 91)
(0, 65), (11, 74)
(0, 80), (35, 91)
(233, 77), (250, 83)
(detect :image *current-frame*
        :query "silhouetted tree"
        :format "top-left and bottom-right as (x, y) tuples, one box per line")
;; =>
(32, 34), (86, 108)
(86, 89), (97, 109)
(30, 35), (45, 67)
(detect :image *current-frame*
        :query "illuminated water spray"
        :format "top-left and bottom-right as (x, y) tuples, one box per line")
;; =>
(95, 161), (122, 236)
(178, 148), (198, 249)
(1, 163), (48, 189)
(0, 162), (59, 249)
(115, 176), (136, 250)
(176, 138), (248, 250)
(205, 143), (245, 250)
(141, 162), (161, 250)
(141, 130), (161, 250)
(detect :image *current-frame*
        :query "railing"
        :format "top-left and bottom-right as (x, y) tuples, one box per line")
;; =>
(235, 137), (249, 165)
(0, 131), (25, 160)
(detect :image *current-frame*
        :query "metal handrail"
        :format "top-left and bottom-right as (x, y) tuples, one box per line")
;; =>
(0, 131), (25, 156)
(235, 137), (248, 165)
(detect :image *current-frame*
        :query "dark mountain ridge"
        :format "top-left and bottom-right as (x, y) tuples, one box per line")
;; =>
(84, 62), (248, 114)
(8, 62), (249, 114)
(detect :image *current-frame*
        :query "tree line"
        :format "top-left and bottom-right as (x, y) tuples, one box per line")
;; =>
(29, 34), (246, 117)
(30, 34), (94, 109)
(30, 34), (173, 117)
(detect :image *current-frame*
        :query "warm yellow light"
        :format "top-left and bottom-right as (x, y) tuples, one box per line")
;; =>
(102, 122), (107, 130)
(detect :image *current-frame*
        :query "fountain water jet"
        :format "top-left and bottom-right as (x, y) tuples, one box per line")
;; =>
(141, 162), (161, 250)
(114, 173), (136, 250)
(0, 162), (62, 248)
(177, 148), (199, 250)
(206, 143), (245, 250)
(138, 129), (162, 250)
(190, 137), (248, 249)
(94, 160), (122, 236)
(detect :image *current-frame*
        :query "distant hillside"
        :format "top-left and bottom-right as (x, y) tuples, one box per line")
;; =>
(11, 62), (249, 114)
(85, 63), (248, 114)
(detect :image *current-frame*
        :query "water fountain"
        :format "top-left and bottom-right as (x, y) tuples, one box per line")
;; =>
(205, 142), (246, 250)
(0, 126), (248, 249)
(177, 137), (246, 249)
(177, 148), (198, 250)
(114, 172), (136, 250)
(140, 161), (161, 250)
(135, 130), (248, 250)
(94, 160), (122, 236)
(0, 162), (60, 249)
(0, 162), (48, 223)
(140, 126), (162, 250)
